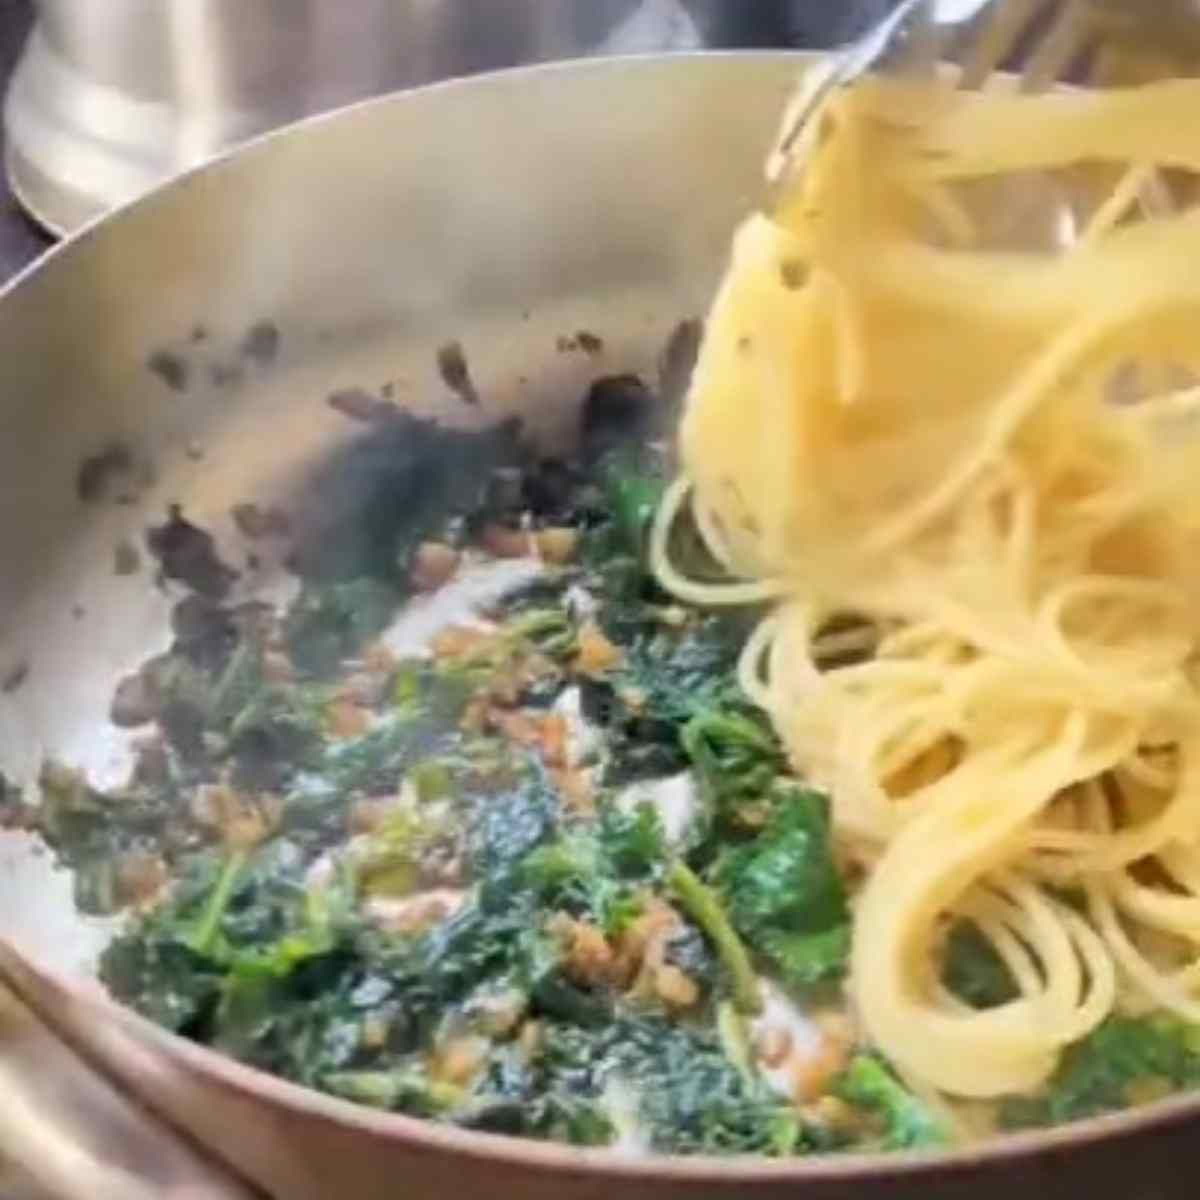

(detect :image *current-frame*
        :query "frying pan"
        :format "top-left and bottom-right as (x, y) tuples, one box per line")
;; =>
(0, 52), (1197, 1200)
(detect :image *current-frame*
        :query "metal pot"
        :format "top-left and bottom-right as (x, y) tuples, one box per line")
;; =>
(1, 49), (1196, 1200)
(4, 0), (865, 236)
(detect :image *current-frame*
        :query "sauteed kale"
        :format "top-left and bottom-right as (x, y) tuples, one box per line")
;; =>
(4, 367), (1184, 1157)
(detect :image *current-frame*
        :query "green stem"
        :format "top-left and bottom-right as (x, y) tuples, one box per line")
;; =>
(208, 638), (256, 725)
(187, 849), (247, 956)
(668, 861), (762, 1016)
(716, 1000), (756, 1086)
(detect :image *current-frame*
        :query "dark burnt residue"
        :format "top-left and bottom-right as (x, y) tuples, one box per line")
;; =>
(76, 442), (155, 506)
(521, 457), (578, 518)
(170, 594), (238, 668)
(558, 332), (605, 356)
(109, 669), (156, 728)
(288, 408), (523, 583)
(327, 387), (398, 425)
(581, 374), (658, 462)
(231, 502), (291, 541)
(210, 362), (245, 389)
(1, 659), (29, 694)
(108, 596), (268, 746)
(113, 539), (141, 576)
(436, 340), (479, 407)
(77, 443), (134, 503)
(190, 325), (209, 343)
(0, 773), (34, 830)
(146, 505), (238, 599)
(659, 318), (703, 412)
(240, 320), (281, 367)
(147, 349), (190, 393)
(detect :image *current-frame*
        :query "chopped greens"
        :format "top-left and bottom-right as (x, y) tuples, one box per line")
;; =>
(285, 580), (401, 678)
(758, 925), (852, 989)
(31, 371), (1178, 1166)
(668, 861), (762, 1016)
(941, 921), (1019, 1010)
(24, 392), (885, 1160)
(1002, 1016), (1200, 1127)
(682, 709), (784, 832)
(522, 800), (665, 935)
(833, 1056), (946, 1150)
(597, 450), (666, 562)
(715, 788), (850, 989)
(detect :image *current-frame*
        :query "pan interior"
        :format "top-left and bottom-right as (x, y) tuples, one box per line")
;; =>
(0, 55), (803, 974)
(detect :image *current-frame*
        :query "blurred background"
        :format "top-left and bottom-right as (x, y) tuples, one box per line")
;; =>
(0, 1), (888, 272)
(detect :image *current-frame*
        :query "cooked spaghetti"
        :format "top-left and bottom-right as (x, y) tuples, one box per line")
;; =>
(656, 75), (1200, 1101)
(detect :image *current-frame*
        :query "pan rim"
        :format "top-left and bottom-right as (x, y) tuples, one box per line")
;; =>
(5, 940), (1197, 1182)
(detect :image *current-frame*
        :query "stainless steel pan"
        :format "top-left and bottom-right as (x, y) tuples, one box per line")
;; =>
(2, 51), (1199, 1200)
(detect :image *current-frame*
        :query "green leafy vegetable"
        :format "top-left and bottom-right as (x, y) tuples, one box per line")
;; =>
(99, 931), (222, 1033)
(33, 761), (179, 916)
(471, 775), (558, 909)
(324, 1070), (464, 1115)
(533, 1016), (801, 1155)
(600, 452), (667, 561)
(285, 579), (401, 678)
(226, 683), (326, 772)
(207, 638), (264, 731)
(459, 1041), (614, 1143)
(668, 861), (761, 1015)
(1003, 1016), (1200, 1127)
(682, 709), (784, 830)
(598, 801), (666, 876)
(715, 786), (850, 987)
(522, 800), (664, 935)
(358, 797), (458, 898)
(184, 850), (248, 955)
(100, 849), (232, 1030)
(941, 921), (1018, 1010)
(319, 714), (444, 797)
(758, 926), (852, 988)
(63, 418), (941, 1161)
(834, 1056), (946, 1150)
(516, 927), (612, 1027)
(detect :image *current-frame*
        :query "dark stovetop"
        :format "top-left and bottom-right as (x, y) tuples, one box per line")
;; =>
(0, 0), (52, 283)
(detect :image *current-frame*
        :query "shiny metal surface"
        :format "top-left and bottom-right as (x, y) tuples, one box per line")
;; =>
(3, 0), (833, 235)
(3, 0), (914, 237)
(5, 0), (699, 233)
(0, 51), (801, 967)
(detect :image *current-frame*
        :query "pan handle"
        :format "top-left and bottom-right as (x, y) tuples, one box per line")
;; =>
(0, 977), (253, 1199)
